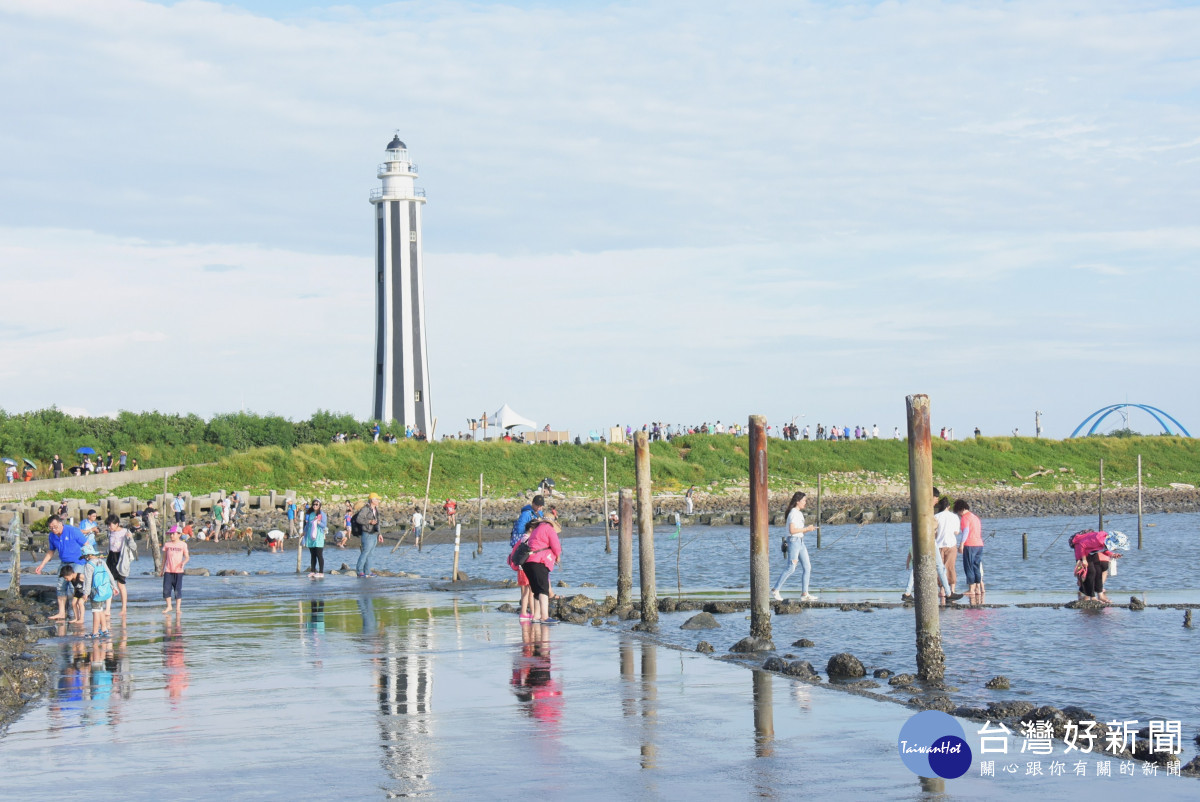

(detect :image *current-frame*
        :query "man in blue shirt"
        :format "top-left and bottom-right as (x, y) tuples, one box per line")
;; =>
(35, 516), (90, 621)
(510, 495), (545, 549)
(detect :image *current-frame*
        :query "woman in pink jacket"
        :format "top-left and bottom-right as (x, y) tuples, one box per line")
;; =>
(521, 521), (562, 623)
(1069, 530), (1122, 603)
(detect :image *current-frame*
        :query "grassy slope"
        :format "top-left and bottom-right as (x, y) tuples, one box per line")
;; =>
(49, 434), (1198, 503)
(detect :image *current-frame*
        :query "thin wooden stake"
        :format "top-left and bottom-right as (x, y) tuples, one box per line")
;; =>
(617, 488), (633, 608)
(476, 473), (484, 556)
(418, 451), (434, 552)
(603, 456), (611, 554)
(1137, 454), (1143, 550)
(452, 523), (461, 581)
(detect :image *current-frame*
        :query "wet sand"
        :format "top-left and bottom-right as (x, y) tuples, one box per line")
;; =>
(1, 578), (1195, 799)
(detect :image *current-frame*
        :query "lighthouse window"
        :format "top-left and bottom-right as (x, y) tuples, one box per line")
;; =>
(414, 391), (422, 403)
(409, 231), (417, 242)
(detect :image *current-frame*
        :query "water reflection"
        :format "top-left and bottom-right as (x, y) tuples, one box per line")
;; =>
(639, 642), (658, 770)
(371, 609), (435, 796)
(163, 614), (188, 705)
(511, 623), (564, 728)
(48, 636), (133, 730)
(752, 670), (774, 758)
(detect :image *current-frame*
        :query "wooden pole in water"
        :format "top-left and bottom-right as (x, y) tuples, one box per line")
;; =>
(816, 473), (823, 549)
(6, 502), (22, 599)
(476, 473), (483, 557)
(1137, 455), (1143, 550)
(419, 451), (434, 552)
(634, 432), (657, 625)
(617, 488), (633, 607)
(906, 394), (945, 682)
(1097, 458), (1104, 532)
(451, 523), (461, 581)
(748, 415), (772, 642)
(1022, 533), (1028, 560)
(603, 456), (611, 554)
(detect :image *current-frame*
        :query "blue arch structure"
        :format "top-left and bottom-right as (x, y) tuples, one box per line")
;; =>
(1070, 404), (1192, 438)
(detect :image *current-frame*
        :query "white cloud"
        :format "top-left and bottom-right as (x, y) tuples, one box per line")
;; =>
(0, 0), (1197, 437)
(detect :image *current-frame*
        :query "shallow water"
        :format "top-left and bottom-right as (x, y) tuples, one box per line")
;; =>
(139, 510), (1200, 593)
(3, 591), (1192, 800)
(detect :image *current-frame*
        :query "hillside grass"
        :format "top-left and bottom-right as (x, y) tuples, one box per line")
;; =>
(34, 434), (1197, 503)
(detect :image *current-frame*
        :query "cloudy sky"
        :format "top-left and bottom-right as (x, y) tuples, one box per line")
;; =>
(1, 0), (1197, 439)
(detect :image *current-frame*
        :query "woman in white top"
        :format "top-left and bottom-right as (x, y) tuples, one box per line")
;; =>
(773, 491), (818, 602)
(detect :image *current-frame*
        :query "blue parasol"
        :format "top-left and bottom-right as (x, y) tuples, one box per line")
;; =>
(76, 446), (96, 455)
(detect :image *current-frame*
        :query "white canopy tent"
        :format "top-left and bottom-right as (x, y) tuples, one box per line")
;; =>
(492, 403), (536, 431)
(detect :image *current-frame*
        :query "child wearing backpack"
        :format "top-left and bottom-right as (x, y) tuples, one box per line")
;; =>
(77, 544), (114, 637)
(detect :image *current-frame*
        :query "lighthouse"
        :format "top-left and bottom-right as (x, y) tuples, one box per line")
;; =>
(370, 135), (432, 433)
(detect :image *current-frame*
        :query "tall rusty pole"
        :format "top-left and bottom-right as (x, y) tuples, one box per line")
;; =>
(748, 415), (772, 642)
(906, 394), (945, 682)
(634, 432), (657, 625)
(617, 488), (634, 608)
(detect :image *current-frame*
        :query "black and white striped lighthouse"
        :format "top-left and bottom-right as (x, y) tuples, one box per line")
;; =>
(370, 135), (432, 432)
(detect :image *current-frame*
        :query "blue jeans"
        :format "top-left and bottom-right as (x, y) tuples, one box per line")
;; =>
(774, 536), (810, 595)
(962, 547), (983, 585)
(906, 556), (952, 595)
(356, 533), (377, 576)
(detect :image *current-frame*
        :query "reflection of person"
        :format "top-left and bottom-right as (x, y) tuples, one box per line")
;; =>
(354, 493), (383, 578)
(511, 623), (563, 724)
(521, 521), (562, 623)
(772, 492), (817, 602)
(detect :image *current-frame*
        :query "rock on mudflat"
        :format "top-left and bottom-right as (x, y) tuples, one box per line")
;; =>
(784, 661), (821, 681)
(730, 636), (775, 653)
(762, 657), (788, 672)
(792, 638), (814, 648)
(680, 612), (720, 630)
(1129, 596), (1146, 611)
(873, 668), (892, 679)
(889, 673), (917, 687)
(496, 603), (516, 613)
(184, 567), (210, 576)
(696, 641), (715, 653)
(985, 676), (1011, 690)
(826, 652), (865, 679)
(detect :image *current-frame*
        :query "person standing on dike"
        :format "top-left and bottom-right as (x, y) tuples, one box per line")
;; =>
(772, 491), (818, 602)
(303, 499), (327, 578)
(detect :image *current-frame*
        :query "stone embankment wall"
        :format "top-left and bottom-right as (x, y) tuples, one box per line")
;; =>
(2, 486), (1197, 537)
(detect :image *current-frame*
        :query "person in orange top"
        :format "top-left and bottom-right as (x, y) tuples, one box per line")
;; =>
(442, 498), (457, 527)
(954, 500), (985, 599)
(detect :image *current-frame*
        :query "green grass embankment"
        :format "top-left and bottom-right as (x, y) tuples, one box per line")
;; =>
(44, 434), (1199, 503)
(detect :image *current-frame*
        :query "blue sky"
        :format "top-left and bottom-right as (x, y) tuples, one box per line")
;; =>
(1, 0), (1197, 439)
